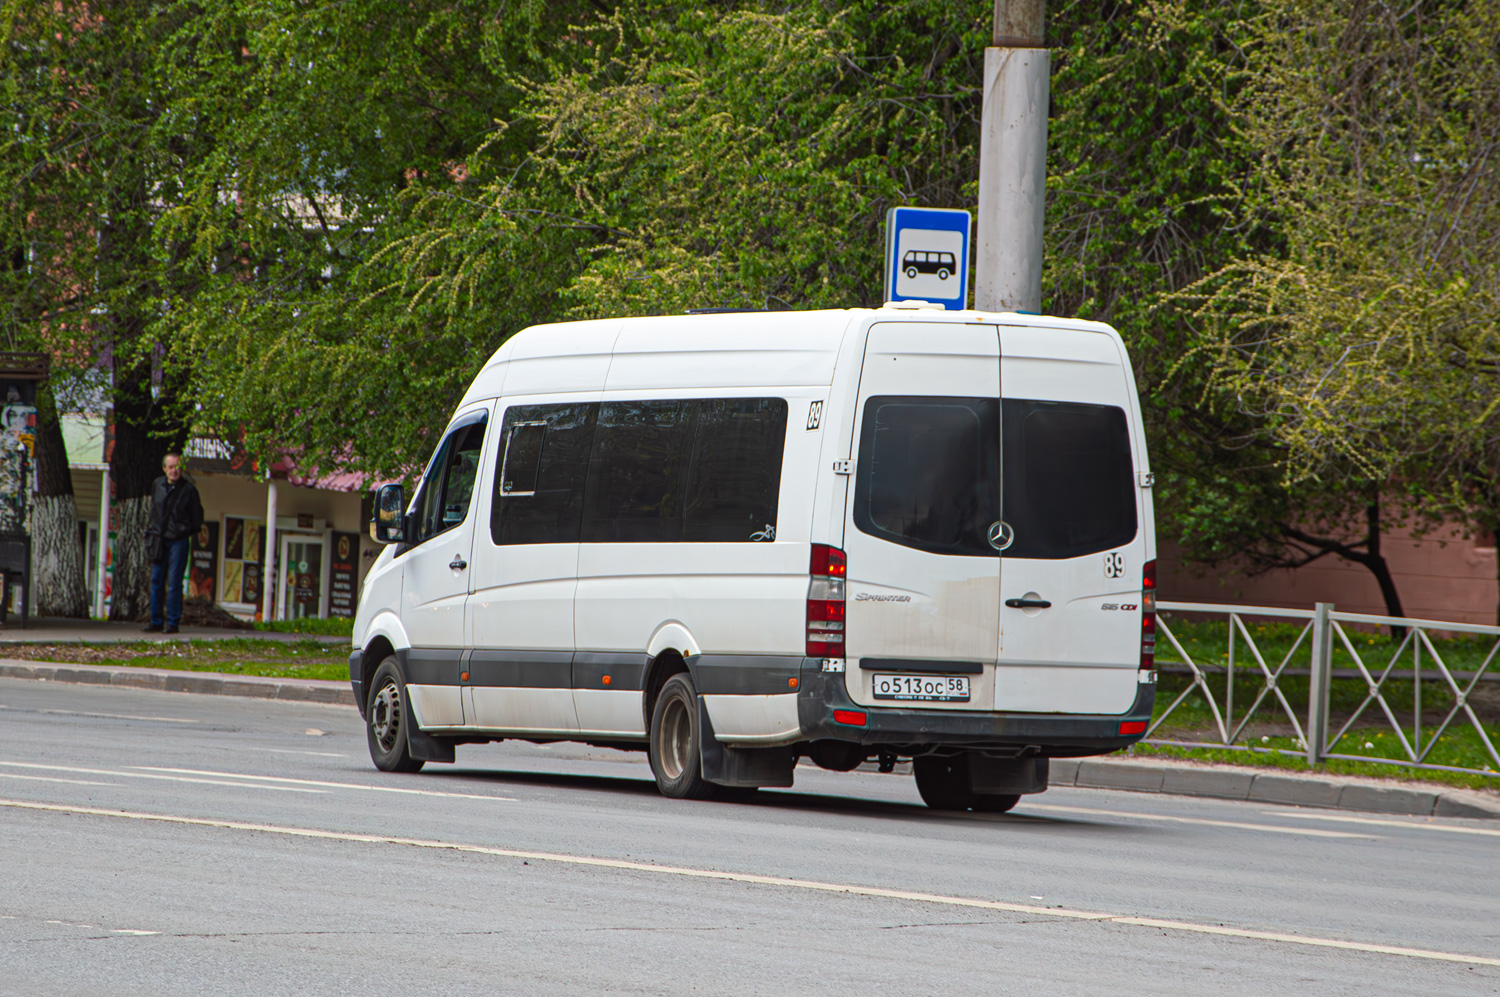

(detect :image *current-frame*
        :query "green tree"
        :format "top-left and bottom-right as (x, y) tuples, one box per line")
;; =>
(1183, 0), (1500, 618)
(1, 0), (204, 618)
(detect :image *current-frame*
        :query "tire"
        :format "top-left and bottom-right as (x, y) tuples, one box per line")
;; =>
(648, 673), (717, 800)
(971, 793), (1021, 813)
(913, 753), (973, 811)
(904, 266), (918, 279)
(365, 657), (425, 773)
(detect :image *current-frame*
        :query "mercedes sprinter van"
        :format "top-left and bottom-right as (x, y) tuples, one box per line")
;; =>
(350, 305), (1157, 811)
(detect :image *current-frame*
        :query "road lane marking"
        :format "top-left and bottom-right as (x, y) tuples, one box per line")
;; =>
(0, 772), (113, 787)
(3, 797), (1495, 970)
(0, 762), (323, 794)
(1023, 803), (1374, 839)
(1264, 812), (1500, 838)
(244, 748), (350, 758)
(37, 709), (200, 724)
(28, 917), (158, 936)
(135, 767), (516, 802)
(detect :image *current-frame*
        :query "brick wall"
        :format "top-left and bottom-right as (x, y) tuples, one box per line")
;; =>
(1158, 522), (1499, 627)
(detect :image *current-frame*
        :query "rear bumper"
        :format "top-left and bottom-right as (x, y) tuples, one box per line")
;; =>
(796, 660), (1156, 756)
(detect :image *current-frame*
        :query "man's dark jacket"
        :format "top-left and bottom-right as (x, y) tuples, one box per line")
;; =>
(150, 475), (205, 543)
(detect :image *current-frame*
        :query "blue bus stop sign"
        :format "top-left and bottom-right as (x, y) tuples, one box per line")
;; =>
(884, 206), (972, 310)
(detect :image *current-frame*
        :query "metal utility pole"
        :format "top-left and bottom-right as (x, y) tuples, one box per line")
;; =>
(973, 0), (1048, 314)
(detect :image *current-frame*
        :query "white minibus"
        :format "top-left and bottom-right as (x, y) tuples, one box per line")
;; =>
(351, 304), (1158, 811)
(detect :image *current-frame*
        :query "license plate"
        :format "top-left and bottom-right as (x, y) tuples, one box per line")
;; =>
(871, 673), (971, 702)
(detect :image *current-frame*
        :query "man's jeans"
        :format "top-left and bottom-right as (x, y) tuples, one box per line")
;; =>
(150, 536), (192, 628)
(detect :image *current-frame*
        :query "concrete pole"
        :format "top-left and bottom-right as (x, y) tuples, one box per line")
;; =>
(262, 479), (278, 623)
(974, 0), (1049, 314)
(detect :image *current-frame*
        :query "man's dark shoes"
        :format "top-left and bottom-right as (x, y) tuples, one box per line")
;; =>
(162, 625), (179, 634)
(141, 623), (163, 633)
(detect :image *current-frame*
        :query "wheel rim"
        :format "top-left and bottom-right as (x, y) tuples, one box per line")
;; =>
(371, 680), (403, 752)
(658, 693), (692, 780)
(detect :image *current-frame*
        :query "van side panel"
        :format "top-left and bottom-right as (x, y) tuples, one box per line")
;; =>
(604, 313), (843, 392)
(501, 321), (620, 397)
(571, 389), (820, 738)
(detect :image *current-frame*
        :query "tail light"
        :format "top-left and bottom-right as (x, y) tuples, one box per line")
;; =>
(1140, 558), (1157, 670)
(807, 544), (846, 657)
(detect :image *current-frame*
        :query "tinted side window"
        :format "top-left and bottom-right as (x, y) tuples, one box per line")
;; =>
(853, 397), (999, 556)
(412, 417), (488, 545)
(493, 403), (597, 546)
(1001, 400), (1137, 559)
(582, 401), (697, 543)
(682, 398), (786, 542)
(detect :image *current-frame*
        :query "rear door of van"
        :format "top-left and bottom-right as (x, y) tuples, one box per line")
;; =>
(841, 321), (1002, 711)
(992, 324), (1148, 714)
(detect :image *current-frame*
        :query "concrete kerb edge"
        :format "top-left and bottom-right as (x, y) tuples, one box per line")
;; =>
(0, 659), (356, 707)
(1050, 755), (1500, 820)
(4, 660), (1496, 818)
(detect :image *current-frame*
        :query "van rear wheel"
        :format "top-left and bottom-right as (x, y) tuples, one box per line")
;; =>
(366, 657), (424, 773)
(971, 793), (1021, 813)
(649, 674), (717, 800)
(913, 753), (973, 811)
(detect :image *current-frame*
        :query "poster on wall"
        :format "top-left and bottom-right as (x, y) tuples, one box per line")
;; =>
(329, 532), (358, 618)
(242, 563), (263, 607)
(189, 522), (219, 601)
(221, 517), (265, 604)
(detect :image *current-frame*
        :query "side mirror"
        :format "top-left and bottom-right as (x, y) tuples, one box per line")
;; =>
(370, 483), (406, 544)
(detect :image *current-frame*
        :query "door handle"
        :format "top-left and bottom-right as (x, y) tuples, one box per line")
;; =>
(1005, 598), (1051, 609)
(449, 556), (468, 571)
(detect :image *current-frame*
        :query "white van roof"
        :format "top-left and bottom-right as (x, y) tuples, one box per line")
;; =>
(457, 307), (1120, 406)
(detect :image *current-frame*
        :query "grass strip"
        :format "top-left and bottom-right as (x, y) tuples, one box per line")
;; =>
(0, 639), (348, 682)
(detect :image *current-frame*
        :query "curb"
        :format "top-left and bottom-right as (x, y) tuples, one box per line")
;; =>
(1050, 758), (1500, 821)
(0, 659), (355, 707)
(5, 660), (1496, 820)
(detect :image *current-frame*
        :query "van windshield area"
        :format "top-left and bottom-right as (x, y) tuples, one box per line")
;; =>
(853, 395), (1137, 559)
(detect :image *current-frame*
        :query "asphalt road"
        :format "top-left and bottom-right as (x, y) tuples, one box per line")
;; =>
(1, 677), (1496, 996)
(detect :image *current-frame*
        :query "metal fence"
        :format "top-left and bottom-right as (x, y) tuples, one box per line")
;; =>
(1148, 601), (1500, 779)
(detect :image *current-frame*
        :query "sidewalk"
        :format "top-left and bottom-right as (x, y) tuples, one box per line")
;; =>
(3, 657), (1497, 820)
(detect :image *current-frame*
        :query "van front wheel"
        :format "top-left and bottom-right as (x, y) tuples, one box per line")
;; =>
(366, 657), (424, 774)
(649, 674), (717, 800)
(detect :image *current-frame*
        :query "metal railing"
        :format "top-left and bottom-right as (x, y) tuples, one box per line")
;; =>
(1148, 601), (1500, 779)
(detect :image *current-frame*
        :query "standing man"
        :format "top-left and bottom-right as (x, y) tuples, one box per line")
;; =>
(143, 452), (204, 634)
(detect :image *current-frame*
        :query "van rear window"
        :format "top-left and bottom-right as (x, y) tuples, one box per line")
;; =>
(853, 395), (1137, 559)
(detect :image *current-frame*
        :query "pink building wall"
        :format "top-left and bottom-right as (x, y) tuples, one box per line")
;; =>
(1158, 523), (1500, 627)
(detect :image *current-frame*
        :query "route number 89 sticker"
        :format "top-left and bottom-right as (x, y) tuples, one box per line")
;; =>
(1104, 552), (1124, 578)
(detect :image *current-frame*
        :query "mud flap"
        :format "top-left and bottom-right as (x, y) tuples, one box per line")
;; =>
(407, 722), (456, 764)
(969, 754), (1048, 795)
(697, 698), (794, 788)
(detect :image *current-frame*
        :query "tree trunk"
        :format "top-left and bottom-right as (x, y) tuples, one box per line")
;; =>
(110, 496), (152, 622)
(32, 385), (89, 617)
(32, 496), (88, 618)
(1361, 496), (1406, 623)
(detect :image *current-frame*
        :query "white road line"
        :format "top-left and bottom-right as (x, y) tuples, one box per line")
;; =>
(3, 797), (1494, 970)
(135, 767), (516, 802)
(0, 772), (113, 787)
(37, 709), (199, 724)
(1023, 803), (1374, 839)
(243, 748), (350, 758)
(0, 762), (323, 794)
(1264, 811), (1500, 838)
